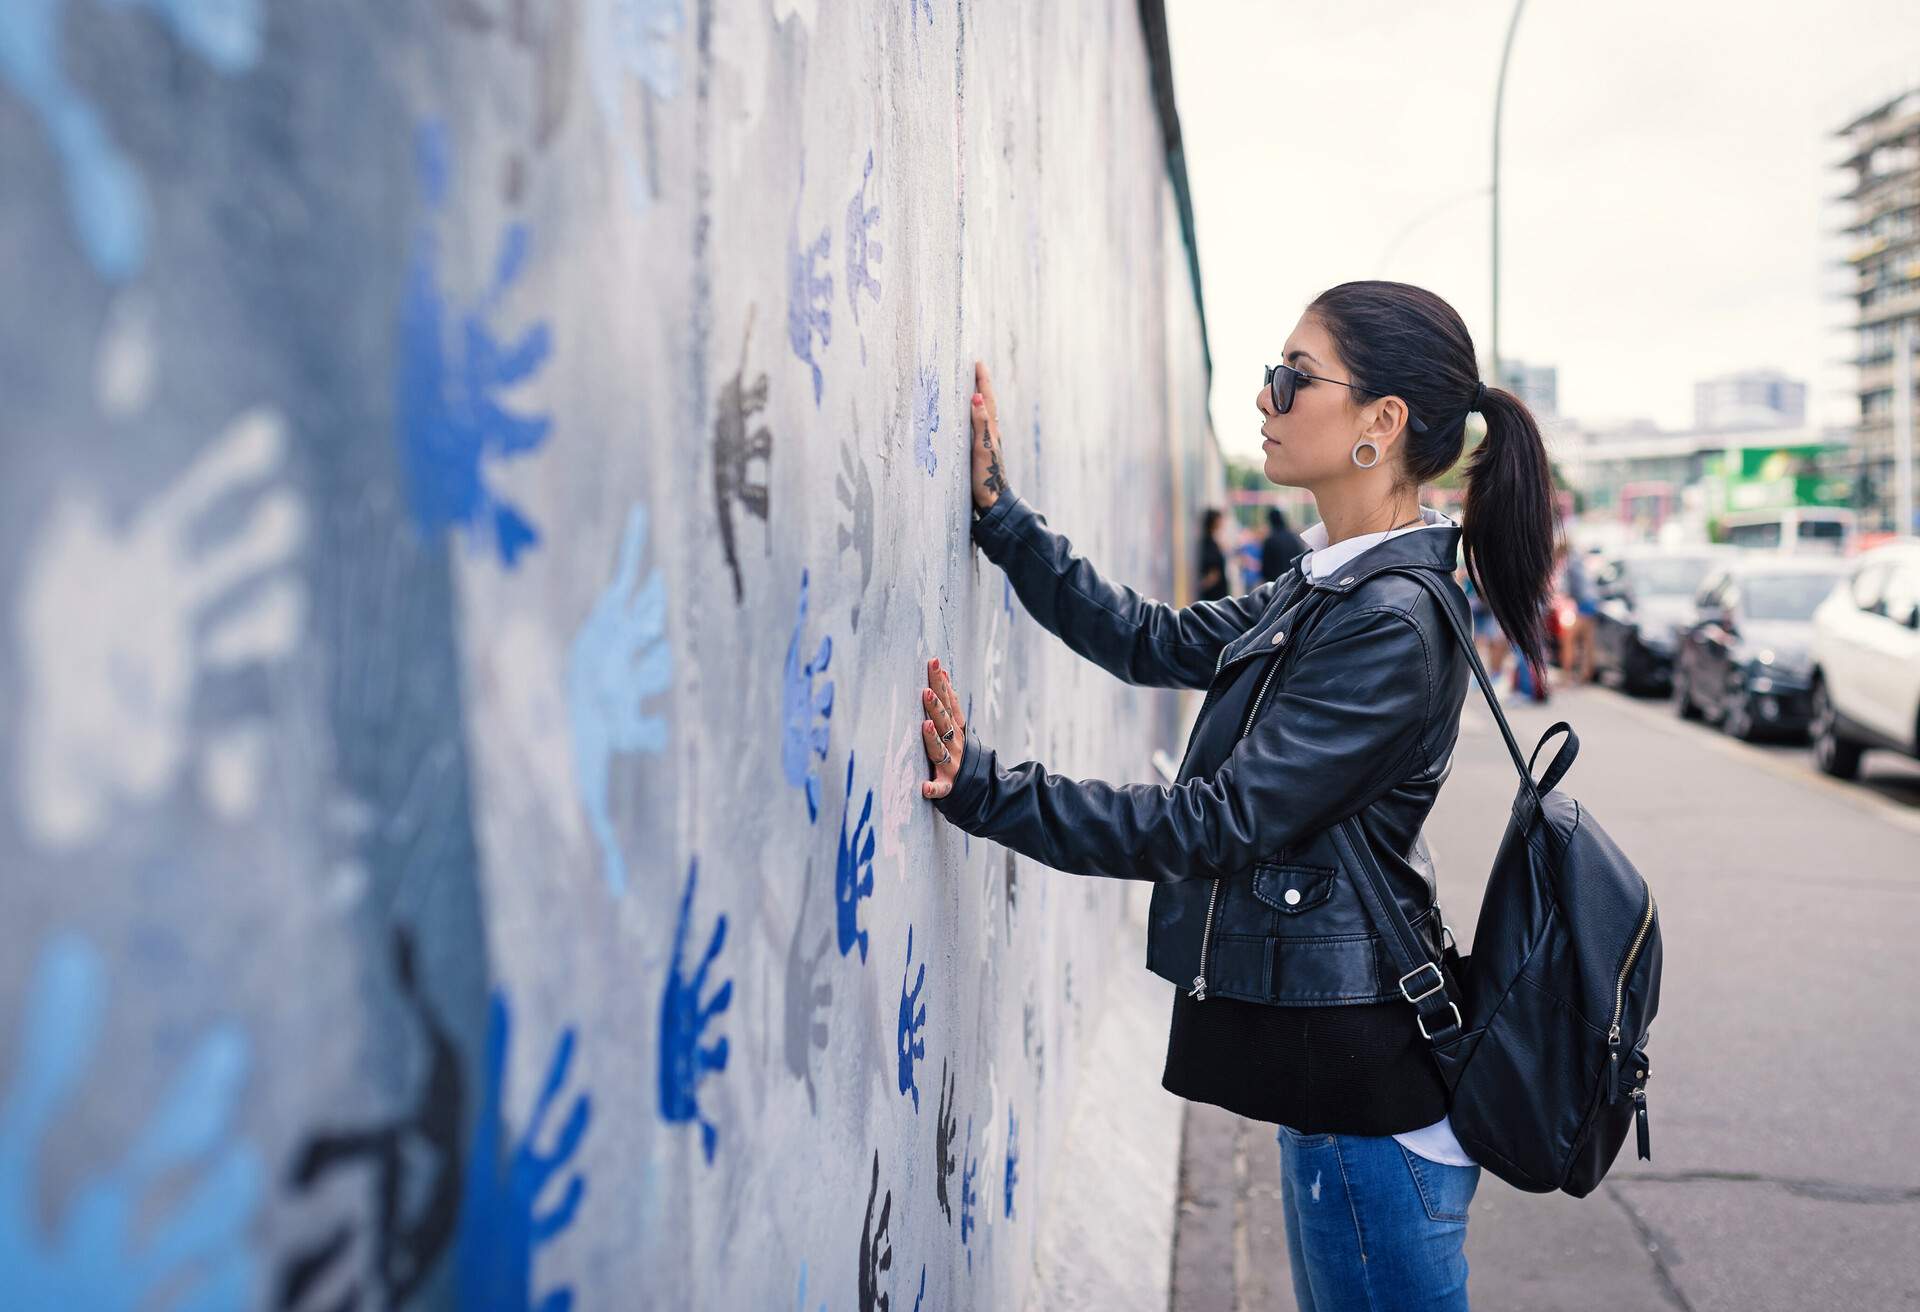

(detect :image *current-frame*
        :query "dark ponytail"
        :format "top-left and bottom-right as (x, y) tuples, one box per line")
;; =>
(1459, 386), (1558, 676)
(1307, 281), (1560, 674)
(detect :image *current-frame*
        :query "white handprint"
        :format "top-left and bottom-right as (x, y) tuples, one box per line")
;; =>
(879, 686), (917, 882)
(983, 603), (1005, 727)
(15, 407), (306, 849)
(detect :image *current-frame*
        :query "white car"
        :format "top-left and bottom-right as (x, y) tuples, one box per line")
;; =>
(1809, 541), (1920, 779)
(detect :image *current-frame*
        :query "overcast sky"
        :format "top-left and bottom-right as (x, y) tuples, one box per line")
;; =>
(1167, 0), (1920, 463)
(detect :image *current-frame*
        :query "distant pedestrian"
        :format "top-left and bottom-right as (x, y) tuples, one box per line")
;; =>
(1261, 506), (1308, 583)
(1197, 507), (1230, 601)
(1558, 542), (1598, 685)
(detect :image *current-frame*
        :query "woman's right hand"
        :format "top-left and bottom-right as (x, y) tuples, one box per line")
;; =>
(970, 360), (1010, 512)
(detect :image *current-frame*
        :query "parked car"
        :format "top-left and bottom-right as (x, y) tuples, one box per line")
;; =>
(1808, 540), (1920, 779)
(1591, 547), (1735, 693)
(1719, 507), (1854, 556)
(1672, 556), (1850, 740)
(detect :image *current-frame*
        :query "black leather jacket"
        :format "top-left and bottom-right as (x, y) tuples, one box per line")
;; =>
(933, 492), (1472, 1007)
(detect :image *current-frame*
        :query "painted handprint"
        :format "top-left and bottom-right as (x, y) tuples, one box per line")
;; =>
(443, 0), (577, 203)
(279, 927), (463, 1312)
(1023, 995), (1046, 1094)
(0, 0), (263, 281)
(659, 858), (732, 1164)
(568, 502), (673, 895)
(934, 1058), (958, 1223)
(836, 439), (875, 630)
(879, 688), (918, 877)
(835, 752), (877, 963)
(907, 0), (933, 26)
(959, 1116), (980, 1267)
(780, 569), (835, 821)
(0, 934), (261, 1309)
(713, 310), (773, 604)
(912, 356), (939, 476)
(587, 0), (685, 212)
(16, 406), (305, 850)
(782, 858), (833, 1116)
(455, 989), (590, 1311)
(1003, 1107), (1019, 1220)
(896, 925), (927, 1112)
(786, 157), (833, 407)
(844, 149), (883, 364)
(858, 1150), (894, 1312)
(398, 119), (553, 568)
(1004, 850), (1018, 937)
(983, 602), (1005, 727)
(795, 1260), (827, 1312)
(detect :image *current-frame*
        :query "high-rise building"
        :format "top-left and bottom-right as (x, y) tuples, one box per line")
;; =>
(1498, 359), (1558, 418)
(1694, 370), (1806, 431)
(1836, 87), (1920, 531)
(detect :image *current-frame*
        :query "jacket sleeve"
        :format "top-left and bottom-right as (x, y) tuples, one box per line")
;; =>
(931, 602), (1436, 882)
(971, 492), (1277, 691)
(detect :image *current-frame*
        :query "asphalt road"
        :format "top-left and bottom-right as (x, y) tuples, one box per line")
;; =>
(1173, 683), (1920, 1312)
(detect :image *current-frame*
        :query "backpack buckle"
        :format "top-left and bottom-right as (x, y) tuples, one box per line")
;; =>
(1398, 961), (1446, 1004)
(1417, 1001), (1463, 1041)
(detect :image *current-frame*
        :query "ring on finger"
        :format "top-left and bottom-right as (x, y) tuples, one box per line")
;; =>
(940, 728), (955, 742)
(936, 748), (951, 765)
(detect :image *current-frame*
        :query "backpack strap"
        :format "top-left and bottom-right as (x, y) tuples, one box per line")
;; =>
(1331, 815), (1464, 1043)
(1333, 567), (1581, 1047)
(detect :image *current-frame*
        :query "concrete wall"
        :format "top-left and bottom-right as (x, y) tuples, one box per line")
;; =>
(0, 1), (1213, 1307)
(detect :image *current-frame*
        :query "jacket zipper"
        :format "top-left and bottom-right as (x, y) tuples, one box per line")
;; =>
(1189, 647), (1285, 1002)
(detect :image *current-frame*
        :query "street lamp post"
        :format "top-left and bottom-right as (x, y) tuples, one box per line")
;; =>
(1490, 0), (1526, 386)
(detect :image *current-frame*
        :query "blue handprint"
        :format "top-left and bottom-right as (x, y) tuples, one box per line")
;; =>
(795, 1259), (826, 1312)
(568, 503), (673, 895)
(780, 568), (835, 821)
(0, 933), (262, 1309)
(787, 156), (833, 407)
(836, 751), (876, 963)
(455, 989), (591, 1311)
(959, 1116), (979, 1269)
(658, 858), (732, 1165)
(844, 148), (882, 364)
(398, 119), (554, 568)
(0, 0), (263, 281)
(896, 925), (927, 1111)
(1003, 1107), (1019, 1220)
(913, 357), (939, 476)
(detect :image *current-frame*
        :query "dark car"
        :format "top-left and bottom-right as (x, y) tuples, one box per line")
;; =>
(1591, 547), (1734, 693)
(1672, 556), (1849, 740)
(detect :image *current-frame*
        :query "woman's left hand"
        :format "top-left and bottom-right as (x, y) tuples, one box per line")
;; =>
(920, 657), (968, 801)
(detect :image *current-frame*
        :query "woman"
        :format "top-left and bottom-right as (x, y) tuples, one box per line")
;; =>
(1198, 507), (1232, 601)
(917, 281), (1557, 1310)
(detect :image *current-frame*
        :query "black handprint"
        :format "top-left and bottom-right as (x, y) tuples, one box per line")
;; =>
(279, 927), (464, 1312)
(934, 1059), (958, 1223)
(835, 440), (875, 630)
(859, 1149), (894, 1312)
(783, 857), (833, 1115)
(714, 309), (773, 604)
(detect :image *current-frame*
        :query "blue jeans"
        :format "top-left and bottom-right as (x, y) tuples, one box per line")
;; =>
(1277, 1125), (1480, 1312)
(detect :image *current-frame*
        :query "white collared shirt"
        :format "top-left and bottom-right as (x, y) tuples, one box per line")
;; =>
(1295, 508), (1453, 583)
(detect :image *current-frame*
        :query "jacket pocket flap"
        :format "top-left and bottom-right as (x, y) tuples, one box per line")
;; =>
(1251, 863), (1336, 914)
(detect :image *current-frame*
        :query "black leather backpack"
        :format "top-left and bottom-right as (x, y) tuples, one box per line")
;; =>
(1334, 569), (1663, 1197)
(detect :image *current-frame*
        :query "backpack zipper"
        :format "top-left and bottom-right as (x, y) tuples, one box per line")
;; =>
(1606, 881), (1655, 1046)
(1189, 647), (1285, 1002)
(1605, 880), (1656, 1110)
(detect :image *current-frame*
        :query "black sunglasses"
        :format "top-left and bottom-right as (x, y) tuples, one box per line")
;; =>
(1263, 362), (1429, 434)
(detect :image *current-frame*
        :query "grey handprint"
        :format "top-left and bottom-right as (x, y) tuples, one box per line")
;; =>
(714, 309), (773, 604)
(783, 857), (833, 1115)
(836, 440), (875, 630)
